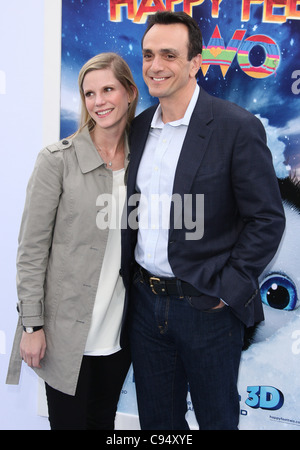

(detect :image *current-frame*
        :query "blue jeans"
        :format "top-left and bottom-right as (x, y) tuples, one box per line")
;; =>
(129, 270), (244, 430)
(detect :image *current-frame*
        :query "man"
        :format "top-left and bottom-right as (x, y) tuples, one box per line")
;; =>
(121, 11), (285, 430)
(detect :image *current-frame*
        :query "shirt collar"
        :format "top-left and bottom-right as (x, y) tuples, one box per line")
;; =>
(151, 84), (200, 129)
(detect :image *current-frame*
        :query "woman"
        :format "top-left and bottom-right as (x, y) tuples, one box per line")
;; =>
(6, 53), (138, 430)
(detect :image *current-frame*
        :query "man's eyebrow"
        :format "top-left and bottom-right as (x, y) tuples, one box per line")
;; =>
(160, 48), (180, 55)
(142, 49), (153, 54)
(142, 48), (180, 55)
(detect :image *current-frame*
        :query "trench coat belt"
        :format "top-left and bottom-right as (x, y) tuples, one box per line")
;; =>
(137, 265), (202, 298)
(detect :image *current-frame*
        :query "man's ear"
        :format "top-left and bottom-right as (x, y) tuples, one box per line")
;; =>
(190, 54), (202, 78)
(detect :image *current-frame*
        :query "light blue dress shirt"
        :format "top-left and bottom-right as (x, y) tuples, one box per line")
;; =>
(135, 84), (200, 277)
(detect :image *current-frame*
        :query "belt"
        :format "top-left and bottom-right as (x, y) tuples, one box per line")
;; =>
(138, 265), (202, 297)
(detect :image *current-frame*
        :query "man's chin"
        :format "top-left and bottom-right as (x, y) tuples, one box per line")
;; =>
(148, 86), (168, 98)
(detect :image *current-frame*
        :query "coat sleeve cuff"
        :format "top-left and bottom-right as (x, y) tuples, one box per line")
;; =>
(17, 301), (44, 327)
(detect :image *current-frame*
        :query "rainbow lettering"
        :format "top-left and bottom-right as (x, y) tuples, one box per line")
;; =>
(109, 0), (300, 24)
(202, 27), (246, 77)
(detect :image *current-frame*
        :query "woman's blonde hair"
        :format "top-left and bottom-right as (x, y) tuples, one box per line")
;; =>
(75, 52), (138, 136)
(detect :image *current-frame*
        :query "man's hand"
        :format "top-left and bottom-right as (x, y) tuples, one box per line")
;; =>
(20, 329), (46, 368)
(212, 300), (226, 310)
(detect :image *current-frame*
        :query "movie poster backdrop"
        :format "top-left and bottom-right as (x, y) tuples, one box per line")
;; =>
(60, 0), (300, 429)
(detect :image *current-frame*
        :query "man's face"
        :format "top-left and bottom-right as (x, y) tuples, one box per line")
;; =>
(142, 23), (201, 103)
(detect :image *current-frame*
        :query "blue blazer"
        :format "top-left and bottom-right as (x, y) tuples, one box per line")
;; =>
(121, 88), (285, 329)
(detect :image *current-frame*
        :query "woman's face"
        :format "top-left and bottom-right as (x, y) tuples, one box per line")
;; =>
(82, 68), (131, 132)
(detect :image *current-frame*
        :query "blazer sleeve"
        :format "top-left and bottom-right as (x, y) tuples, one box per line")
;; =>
(215, 113), (285, 312)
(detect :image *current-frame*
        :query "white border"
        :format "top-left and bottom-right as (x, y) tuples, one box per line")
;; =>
(43, 0), (62, 146)
(37, 0), (62, 422)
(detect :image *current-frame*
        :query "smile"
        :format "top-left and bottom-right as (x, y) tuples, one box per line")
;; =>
(151, 77), (169, 82)
(96, 108), (113, 116)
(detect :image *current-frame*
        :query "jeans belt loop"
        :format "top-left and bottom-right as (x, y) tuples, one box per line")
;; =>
(176, 279), (185, 299)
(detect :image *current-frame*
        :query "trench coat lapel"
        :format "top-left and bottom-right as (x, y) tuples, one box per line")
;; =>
(74, 127), (105, 173)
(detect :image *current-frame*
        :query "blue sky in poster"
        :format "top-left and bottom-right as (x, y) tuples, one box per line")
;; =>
(60, 0), (300, 177)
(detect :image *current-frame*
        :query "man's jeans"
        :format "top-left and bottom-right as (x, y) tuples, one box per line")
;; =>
(129, 270), (245, 430)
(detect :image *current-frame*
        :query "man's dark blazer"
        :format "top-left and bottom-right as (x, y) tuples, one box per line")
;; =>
(121, 87), (285, 329)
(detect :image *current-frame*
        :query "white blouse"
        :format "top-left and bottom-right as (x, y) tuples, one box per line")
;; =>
(84, 168), (126, 356)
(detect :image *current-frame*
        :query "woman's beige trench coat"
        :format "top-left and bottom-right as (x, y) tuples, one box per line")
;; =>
(6, 127), (129, 396)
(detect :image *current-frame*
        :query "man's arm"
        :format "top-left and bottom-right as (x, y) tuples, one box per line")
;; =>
(216, 114), (285, 313)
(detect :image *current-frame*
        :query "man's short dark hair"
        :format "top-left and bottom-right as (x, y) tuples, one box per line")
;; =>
(142, 11), (203, 60)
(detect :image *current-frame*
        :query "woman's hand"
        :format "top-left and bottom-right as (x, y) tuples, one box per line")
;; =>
(20, 329), (46, 368)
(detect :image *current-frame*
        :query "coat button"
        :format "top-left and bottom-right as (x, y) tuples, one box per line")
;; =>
(62, 140), (69, 145)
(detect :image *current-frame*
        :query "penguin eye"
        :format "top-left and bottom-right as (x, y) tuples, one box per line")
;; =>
(260, 273), (298, 311)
